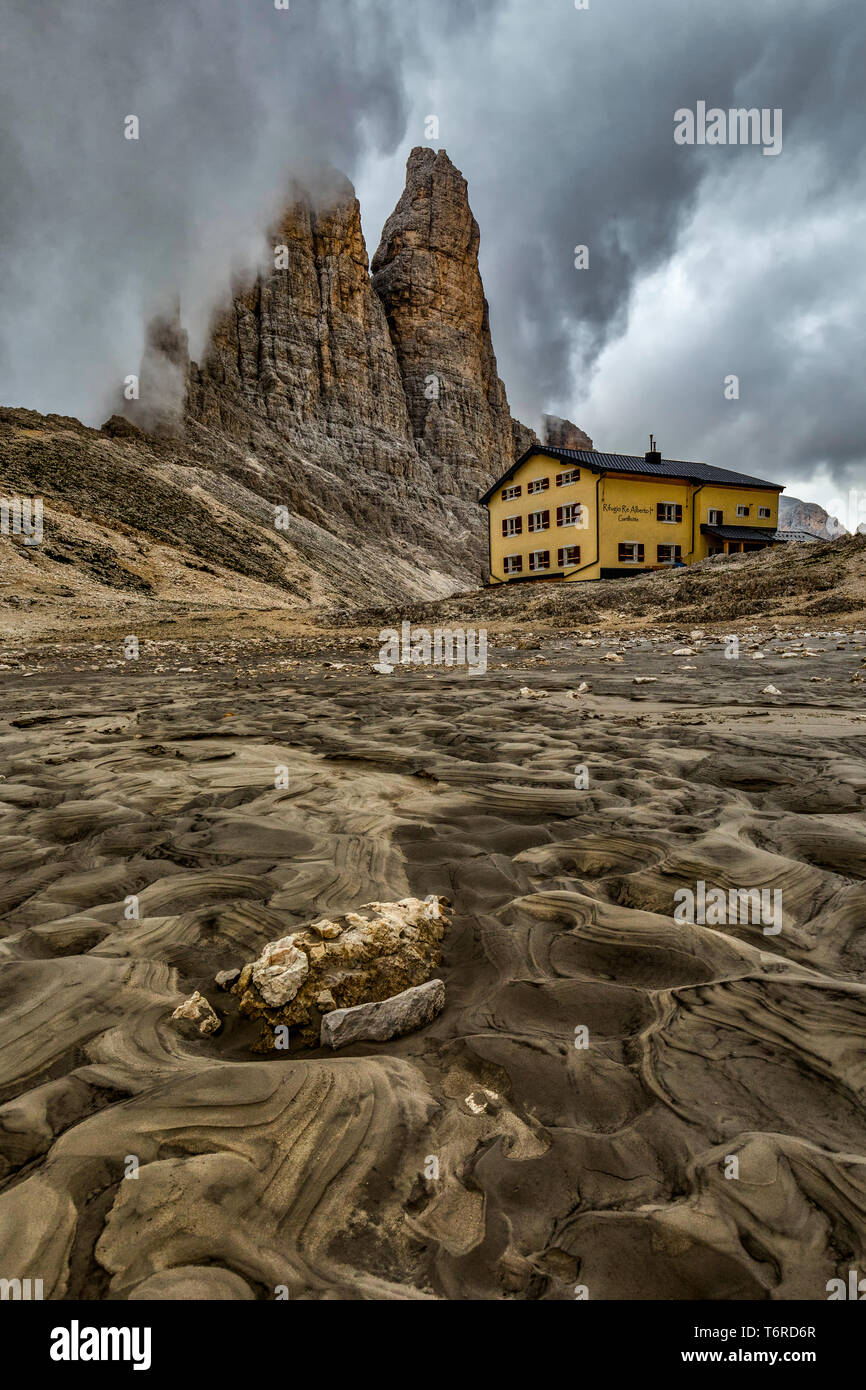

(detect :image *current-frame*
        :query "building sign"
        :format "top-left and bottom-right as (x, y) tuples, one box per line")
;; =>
(602, 503), (654, 522)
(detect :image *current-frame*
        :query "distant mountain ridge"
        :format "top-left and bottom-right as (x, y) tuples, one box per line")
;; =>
(778, 494), (846, 540)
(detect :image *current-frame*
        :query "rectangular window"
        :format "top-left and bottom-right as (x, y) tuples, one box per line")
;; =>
(657, 544), (682, 563)
(657, 501), (683, 523)
(736, 504), (750, 517)
(558, 545), (580, 567)
(501, 515), (522, 537)
(758, 506), (771, 519)
(556, 469), (580, 486)
(556, 503), (581, 527)
(501, 484), (521, 501)
(707, 508), (723, 525)
(618, 542), (645, 563)
(529, 550), (550, 571)
(528, 509), (550, 532)
(527, 477), (549, 494)
(503, 554), (523, 575)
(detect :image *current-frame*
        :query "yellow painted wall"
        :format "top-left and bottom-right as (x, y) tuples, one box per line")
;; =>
(598, 473), (690, 572)
(486, 451), (782, 583)
(691, 484), (779, 560)
(487, 452), (599, 581)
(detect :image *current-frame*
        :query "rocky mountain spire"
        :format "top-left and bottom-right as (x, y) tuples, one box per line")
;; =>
(117, 153), (558, 603)
(186, 170), (417, 477)
(160, 166), (506, 600)
(371, 147), (520, 491)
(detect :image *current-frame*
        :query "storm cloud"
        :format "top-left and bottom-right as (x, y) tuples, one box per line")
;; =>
(0, 0), (494, 421)
(1, 0), (864, 513)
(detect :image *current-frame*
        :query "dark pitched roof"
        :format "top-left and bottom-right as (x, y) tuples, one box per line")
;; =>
(775, 528), (822, 543)
(700, 523), (782, 542)
(479, 445), (784, 504)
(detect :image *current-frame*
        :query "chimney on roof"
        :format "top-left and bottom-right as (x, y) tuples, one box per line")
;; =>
(645, 433), (661, 464)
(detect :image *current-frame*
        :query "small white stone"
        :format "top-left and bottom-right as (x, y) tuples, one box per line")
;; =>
(465, 1087), (499, 1115)
(171, 991), (220, 1036)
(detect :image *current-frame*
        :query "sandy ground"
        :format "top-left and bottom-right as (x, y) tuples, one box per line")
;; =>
(1, 626), (866, 1300)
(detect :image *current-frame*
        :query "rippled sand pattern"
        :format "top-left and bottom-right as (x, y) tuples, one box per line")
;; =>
(1, 637), (866, 1300)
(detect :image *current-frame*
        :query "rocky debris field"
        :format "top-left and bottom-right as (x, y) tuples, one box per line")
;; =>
(334, 534), (866, 634)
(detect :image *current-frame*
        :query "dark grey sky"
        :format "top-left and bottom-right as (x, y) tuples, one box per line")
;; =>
(1, 0), (863, 520)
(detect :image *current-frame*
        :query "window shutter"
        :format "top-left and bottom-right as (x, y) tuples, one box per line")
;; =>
(501, 520), (507, 537)
(656, 503), (663, 520)
(542, 510), (550, 527)
(637, 544), (645, 561)
(675, 504), (682, 522)
(557, 506), (563, 526)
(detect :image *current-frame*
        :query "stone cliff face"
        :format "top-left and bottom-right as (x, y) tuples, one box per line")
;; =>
(187, 171), (418, 480)
(542, 414), (593, 452)
(778, 496), (845, 539)
(512, 417), (540, 460)
(371, 148), (521, 494)
(178, 166), (487, 602)
(116, 148), (582, 605)
(120, 301), (190, 437)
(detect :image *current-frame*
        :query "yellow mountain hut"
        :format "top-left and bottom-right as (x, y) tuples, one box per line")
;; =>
(481, 441), (791, 584)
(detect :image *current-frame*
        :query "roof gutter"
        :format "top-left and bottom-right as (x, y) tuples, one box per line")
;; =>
(689, 483), (705, 560)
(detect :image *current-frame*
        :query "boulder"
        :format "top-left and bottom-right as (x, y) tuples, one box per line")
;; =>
(235, 895), (451, 1049)
(321, 979), (445, 1049)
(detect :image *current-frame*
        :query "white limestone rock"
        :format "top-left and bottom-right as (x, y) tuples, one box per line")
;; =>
(171, 990), (220, 1037)
(321, 978), (445, 1049)
(251, 936), (309, 1006)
